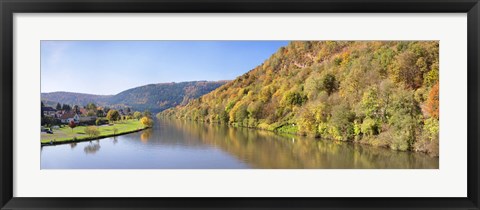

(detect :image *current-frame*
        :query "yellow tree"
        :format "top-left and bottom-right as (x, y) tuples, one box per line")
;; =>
(140, 116), (154, 128)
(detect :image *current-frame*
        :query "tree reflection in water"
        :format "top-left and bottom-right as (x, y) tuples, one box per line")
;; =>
(84, 141), (101, 154)
(140, 129), (152, 144)
(41, 118), (439, 169)
(70, 142), (77, 150)
(158, 118), (438, 169)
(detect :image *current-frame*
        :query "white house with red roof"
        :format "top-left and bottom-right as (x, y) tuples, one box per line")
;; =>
(59, 112), (80, 124)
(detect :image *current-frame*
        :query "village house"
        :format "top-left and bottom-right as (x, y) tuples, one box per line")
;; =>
(59, 112), (80, 124)
(56, 110), (65, 116)
(41, 106), (57, 117)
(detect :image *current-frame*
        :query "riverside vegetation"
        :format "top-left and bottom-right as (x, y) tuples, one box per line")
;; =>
(41, 119), (144, 144)
(159, 41), (440, 156)
(41, 114), (154, 145)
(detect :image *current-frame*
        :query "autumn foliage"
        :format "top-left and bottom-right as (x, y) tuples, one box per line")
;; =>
(159, 41), (439, 155)
(140, 116), (154, 128)
(68, 120), (76, 132)
(425, 82), (439, 120)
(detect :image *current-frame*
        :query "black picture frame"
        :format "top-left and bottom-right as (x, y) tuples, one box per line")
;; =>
(1, 0), (479, 209)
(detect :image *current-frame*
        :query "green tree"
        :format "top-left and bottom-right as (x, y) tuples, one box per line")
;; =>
(62, 104), (71, 111)
(56, 103), (62, 110)
(86, 103), (97, 111)
(41, 102), (45, 120)
(388, 88), (421, 151)
(43, 116), (56, 128)
(96, 109), (104, 117)
(374, 46), (396, 75)
(282, 91), (306, 106)
(330, 104), (355, 141)
(361, 86), (380, 118)
(378, 80), (394, 122)
(133, 111), (142, 120)
(322, 74), (338, 95)
(106, 110), (121, 122)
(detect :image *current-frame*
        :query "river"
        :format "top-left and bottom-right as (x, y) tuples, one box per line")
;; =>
(41, 118), (439, 169)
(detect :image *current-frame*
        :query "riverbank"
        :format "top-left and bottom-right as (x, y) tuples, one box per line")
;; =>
(257, 123), (438, 157)
(160, 116), (438, 157)
(41, 119), (147, 146)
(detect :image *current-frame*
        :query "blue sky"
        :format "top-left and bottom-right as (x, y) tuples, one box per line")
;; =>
(41, 41), (289, 95)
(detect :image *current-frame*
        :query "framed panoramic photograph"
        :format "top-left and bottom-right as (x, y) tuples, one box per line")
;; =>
(1, 0), (479, 209)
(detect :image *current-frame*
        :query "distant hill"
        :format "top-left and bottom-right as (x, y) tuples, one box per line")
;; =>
(41, 81), (228, 113)
(160, 41), (439, 155)
(107, 81), (228, 112)
(41, 92), (112, 107)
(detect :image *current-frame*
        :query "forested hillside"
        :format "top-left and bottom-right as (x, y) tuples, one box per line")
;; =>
(160, 41), (439, 155)
(108, 81), (228, 112)
(42, 81), (227, 112)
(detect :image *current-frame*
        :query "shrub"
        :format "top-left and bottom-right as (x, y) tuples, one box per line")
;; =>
(84, 126), (100, 138)
(361, 118), (379, 136)
(95, 118), (108, 126)
(414, 118), (439, 156)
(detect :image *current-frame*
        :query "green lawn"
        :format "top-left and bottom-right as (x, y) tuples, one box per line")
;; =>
(41, 119), (145, 144)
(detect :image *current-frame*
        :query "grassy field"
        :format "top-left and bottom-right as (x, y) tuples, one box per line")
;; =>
(41, 119), (145, 144)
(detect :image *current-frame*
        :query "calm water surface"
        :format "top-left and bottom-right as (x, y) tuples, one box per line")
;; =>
(41, 118), (439, 169)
